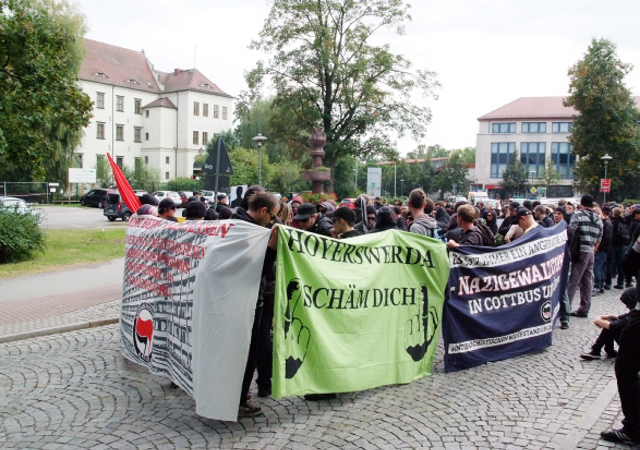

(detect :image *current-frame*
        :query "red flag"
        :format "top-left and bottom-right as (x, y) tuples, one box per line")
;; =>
(106, 153), (141, 212)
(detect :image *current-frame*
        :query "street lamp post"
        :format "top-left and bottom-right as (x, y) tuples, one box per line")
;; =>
(400, 179), (404, 197)
(252, 133), (268, 186)
(601, 154), (613, 204)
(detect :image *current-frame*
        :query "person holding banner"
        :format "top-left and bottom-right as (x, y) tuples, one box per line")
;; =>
(328, 206), (361, 239)
(232, 191), (280, 417)
(446, 204), (484, 248)
(294, 203), (333, 237)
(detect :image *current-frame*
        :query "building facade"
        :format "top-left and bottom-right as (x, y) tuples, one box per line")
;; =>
(77, 39), (234, 181)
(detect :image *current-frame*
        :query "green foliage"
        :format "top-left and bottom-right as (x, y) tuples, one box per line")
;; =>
(242, 0), (439, 190)
(0, 0), (93, 183)
(229, 147), (274, 188)
(434, 150), (470, 196)
(501, 151), (528, 198)
(564, 38), (640, 201)
(301, 192), (337, 204)
(540, 160), (560, 188)
(165, 177), (201, 192)
(0, 209), (46, 263)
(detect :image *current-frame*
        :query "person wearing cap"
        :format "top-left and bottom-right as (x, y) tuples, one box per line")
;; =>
(185, 201), (207, 220)
(329, 206), (361, 239)
(568, 194), (603, 318)
(293, 202), (333, 236)
(497, 201), (520, 237)
(158, 198), (178, 222)
(139, 193), (159, 207)
(374, 197), (383, 210)
(355, 205), (377, 234)
(504, 207), (537, 243)
(215, 192), (230, 213)
(136, 204), (158, 216)
(580, 288), (637, 361)
(317, 201), (335, 216)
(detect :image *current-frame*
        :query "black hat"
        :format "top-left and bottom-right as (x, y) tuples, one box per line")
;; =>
(188, 196), (198, 203)
(185, 201), (207, 219)
(516, 207), (532, 220)
(509, 201), (520, 210)
(621, 287), (638, 309)
(293, 203), (316, 221)
(580, 194), (594, 208)
(554, 206), (567, 218)
(216, 193), (228, 200)
(140, 193), (159, 206)
(328, 206), (356, 224)
(158, 198), (177, 212)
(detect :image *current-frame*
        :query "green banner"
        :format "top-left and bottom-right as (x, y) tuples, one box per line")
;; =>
(273, 226), (450, 398)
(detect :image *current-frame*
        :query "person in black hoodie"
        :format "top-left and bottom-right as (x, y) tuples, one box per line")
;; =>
(594, 206), (613, 295)
(485, 210), (498, 236)
(371, 206), (399, 232)
(610, 207), (632, 290)
(232, 190), (280, 418)
(600, 239), (640, 446)
(497, 202), (520, 236)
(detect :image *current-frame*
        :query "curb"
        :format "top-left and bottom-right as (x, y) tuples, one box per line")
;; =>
(0, 317), (120, 344)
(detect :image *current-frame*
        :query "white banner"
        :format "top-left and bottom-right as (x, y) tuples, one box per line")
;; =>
(68, 168), (97, 183)
(119, 216), (271, 421)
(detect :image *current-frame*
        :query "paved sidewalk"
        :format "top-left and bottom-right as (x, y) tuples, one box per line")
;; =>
(0, 260), (636, 449)
(0, 259), (123, 342)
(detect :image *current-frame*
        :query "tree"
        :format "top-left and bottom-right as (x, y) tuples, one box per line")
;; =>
(243, 0), (439, 191)
(501, 151), (528, 198)
(564, 38), (640, 201)
(434, 151), (469, 197)
(0, 0), (93, 183)
(540, 160), (560, 194)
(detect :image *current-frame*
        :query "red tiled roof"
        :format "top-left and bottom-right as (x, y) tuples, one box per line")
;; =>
(80, 39), (232, 98)
(478, 96), (640, 121)
(158, 69), (232, 98)
(143, 97), (177, 109)
(80, 39), (160, 92)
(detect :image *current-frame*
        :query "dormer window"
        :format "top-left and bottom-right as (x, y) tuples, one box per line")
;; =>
(93, 72), (109, 78)
(199, 83), (213, 89)
(126, 79), (139, 84)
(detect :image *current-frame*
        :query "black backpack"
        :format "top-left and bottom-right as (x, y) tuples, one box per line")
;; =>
(476, 223), (496, 247)
(613, 219), (631, 246)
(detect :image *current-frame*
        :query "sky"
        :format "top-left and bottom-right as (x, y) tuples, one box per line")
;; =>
(78, 0), (640, 155)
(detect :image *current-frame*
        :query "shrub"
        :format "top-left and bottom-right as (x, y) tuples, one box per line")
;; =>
(0, 210), (47, 264)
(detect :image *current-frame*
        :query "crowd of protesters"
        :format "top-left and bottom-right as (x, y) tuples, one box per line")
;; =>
(129, 188), (640, 443)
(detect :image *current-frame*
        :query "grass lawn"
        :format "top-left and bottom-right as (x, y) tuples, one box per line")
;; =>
(0, 228), (126, 278)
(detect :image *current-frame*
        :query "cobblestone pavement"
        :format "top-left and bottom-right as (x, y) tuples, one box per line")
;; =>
(1, 287), (637, 449)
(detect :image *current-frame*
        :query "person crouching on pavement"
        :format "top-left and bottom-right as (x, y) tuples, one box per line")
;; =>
(580, 288), (637, 360)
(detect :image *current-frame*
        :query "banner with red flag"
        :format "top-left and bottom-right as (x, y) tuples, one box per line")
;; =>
(107, 153), (141, 212)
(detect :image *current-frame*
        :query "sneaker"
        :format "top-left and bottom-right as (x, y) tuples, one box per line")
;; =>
(604, 285), (611, 290)
(592, 290), (601, 297)
(580, 350), (601, 360)
(560, 322), (569, 330)
(304, 393), (337, 401)
(614, 285), (625, 289)
(258, 387), (271, 398)
(601, 429), (637, 445)
(570, 311), (588, 318)
(238, 402), (263, 418)
(599, 288), (605, 294)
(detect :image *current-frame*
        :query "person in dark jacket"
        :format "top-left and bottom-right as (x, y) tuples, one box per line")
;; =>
(371, 206), (399, 232)
(497, 202), (520, 236)
(594, 206), (613, 295)
(447, 204), (484, 248)
(293, 203), (333, 236)
(329, 206), (362, 239)
(610, 207), (632, 290)
(485, 210), (498, 235)
(232, 191), (280, 418)
(355, 205), (377, 234)
(534, 204), (555, 228)
(581, 287), (636, 360)
(158, 198), (178, 222)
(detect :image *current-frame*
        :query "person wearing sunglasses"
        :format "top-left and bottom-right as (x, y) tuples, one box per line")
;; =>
(158, 198), (178, 222)
(328, 206), (361, 239)
(355, 205), (377, 234)
(292, 203), (333, 237)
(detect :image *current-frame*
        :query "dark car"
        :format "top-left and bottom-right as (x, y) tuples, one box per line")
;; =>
(80, 189), (112, 208)
(104, 192), (136, 221)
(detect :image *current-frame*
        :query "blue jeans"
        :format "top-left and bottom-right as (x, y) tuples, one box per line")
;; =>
(594, 251), (607, 290)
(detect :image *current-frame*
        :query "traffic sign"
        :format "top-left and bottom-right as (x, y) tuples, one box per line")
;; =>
(530, 187), (537, 194)
(601, 178), (611, 193)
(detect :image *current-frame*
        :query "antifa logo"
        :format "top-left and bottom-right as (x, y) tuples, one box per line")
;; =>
(540, 300), (552, 322)
(133, 304), (155, 362)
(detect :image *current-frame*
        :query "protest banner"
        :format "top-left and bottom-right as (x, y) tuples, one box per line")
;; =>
(119, 216), (271, 421)
(272, 227), (449, 398)
(443, 222), (569, 372)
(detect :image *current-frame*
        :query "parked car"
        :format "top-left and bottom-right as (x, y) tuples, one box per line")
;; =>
(104, 192), (135, 221)
(202, 191), (216, 203)
(0, 196), (40, 218)
(339, 198), (357, 209)
(80, 189), (112, 208)
(152, 191), (181, 204)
